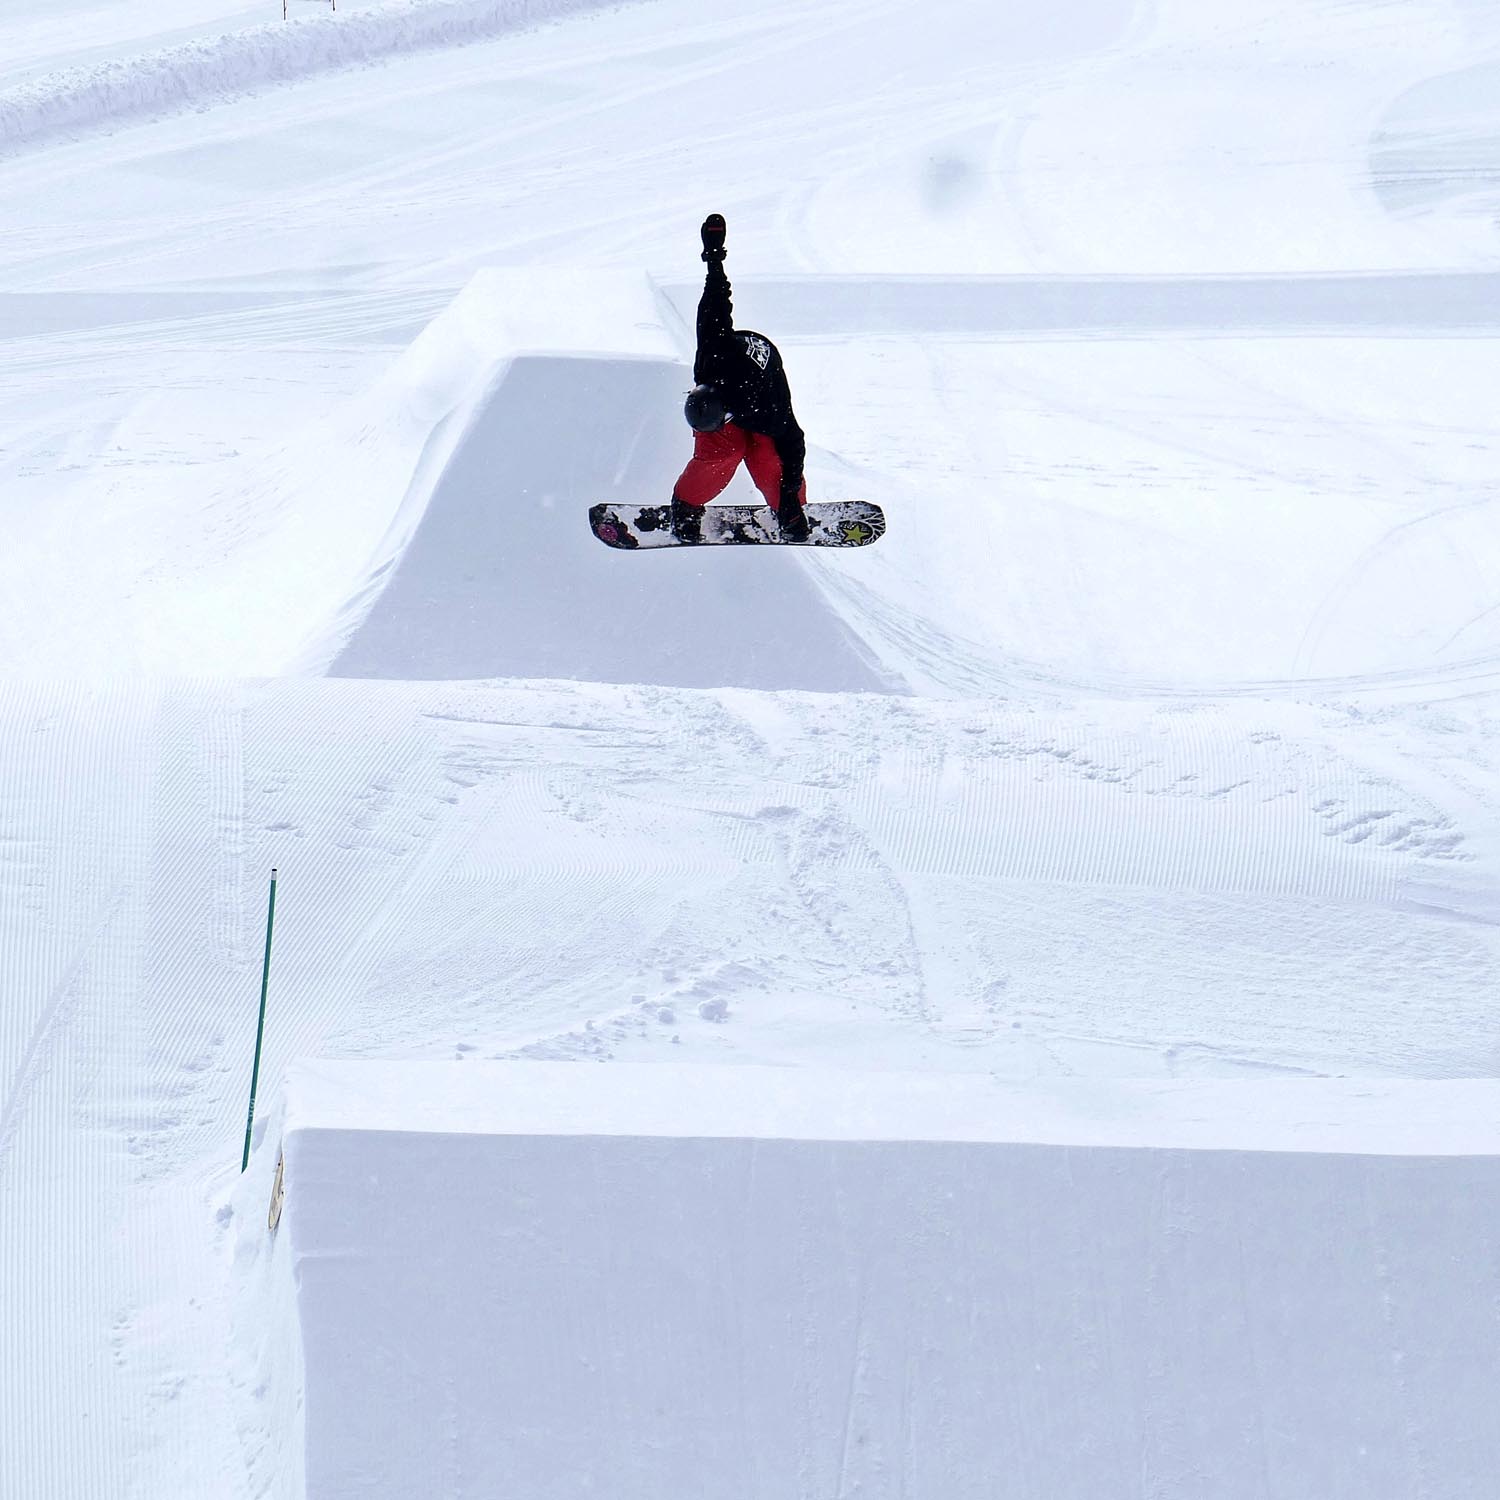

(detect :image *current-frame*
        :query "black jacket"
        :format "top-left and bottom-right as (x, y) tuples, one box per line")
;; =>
(693, 260), (805, 508)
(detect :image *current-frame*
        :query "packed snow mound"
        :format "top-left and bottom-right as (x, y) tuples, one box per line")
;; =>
(318, 271), (892, 690)
(244, 1062), (1500, 1500)
(0, 0), (621, 153)
(325, 353), (890, 689)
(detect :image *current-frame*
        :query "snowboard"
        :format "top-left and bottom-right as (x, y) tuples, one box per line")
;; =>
(589, 500), (885, 550)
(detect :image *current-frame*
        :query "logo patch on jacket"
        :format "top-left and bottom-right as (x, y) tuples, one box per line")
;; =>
(742, 333), (772, 371)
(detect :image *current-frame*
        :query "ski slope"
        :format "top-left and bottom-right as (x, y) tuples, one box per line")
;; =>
(2, 0), (1500, 1496)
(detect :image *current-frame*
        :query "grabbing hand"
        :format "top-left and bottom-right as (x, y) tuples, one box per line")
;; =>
(700, 213), (726, 263)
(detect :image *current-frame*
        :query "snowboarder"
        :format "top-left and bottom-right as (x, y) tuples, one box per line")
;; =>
(670, 214), (810, 544)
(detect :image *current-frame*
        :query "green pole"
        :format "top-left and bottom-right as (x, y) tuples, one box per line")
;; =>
(241, 868), (279, 1172)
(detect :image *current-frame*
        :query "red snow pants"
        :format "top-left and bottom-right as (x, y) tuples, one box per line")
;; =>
(672, 423), (806, 511)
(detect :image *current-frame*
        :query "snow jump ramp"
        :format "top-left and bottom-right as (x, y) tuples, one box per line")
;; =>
(244, 1062), (1500, 1500)
(325, 272), (889, 691)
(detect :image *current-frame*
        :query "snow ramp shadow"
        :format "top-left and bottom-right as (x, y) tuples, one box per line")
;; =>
(328, 355), (891, 691)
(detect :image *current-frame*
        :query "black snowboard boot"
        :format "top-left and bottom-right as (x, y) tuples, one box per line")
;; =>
(671, 497), (704, 544)
(776, 502), (811, 543)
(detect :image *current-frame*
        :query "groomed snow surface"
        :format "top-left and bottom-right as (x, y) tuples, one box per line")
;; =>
(3, 0), (1500, 1497)
(240, 1063), (1500, 1500)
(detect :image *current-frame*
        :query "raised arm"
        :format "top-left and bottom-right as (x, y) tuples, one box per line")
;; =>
(694, 214), (735, 374)
(696, 257), (735, 363)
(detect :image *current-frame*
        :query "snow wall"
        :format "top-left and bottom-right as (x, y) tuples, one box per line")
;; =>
(244, 1061), (1500, 1500)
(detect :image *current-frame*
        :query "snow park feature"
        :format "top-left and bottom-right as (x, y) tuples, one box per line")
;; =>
(238, 1062), (1500, 1500)
(308, 271), (891, 688)
(3, 0), (1500, 1497)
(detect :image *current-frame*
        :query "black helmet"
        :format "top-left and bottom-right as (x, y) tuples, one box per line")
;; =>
(684, 385), (731, 433)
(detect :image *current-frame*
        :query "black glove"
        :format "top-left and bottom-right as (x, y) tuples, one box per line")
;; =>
(700, 213), (726, 263)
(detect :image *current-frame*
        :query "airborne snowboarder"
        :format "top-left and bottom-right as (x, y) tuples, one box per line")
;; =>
(670, 214), (810, 544)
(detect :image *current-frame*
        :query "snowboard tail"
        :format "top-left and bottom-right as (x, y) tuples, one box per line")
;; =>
(589, 500), (885, 550)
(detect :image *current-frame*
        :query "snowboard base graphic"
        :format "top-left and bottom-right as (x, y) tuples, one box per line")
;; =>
(589, 500), (885, 550)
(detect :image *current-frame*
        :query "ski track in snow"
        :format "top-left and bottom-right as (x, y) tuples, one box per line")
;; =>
(0, 0), (631, 157)
(216, 679), (1497, 1085)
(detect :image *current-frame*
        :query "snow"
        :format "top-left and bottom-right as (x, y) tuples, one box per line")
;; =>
(309, 271), (891, 686)
(0, 0), (619, 151)
(280, 1058), (1500, 1153)
(2, 0), (1500, 1495)
(252, 1062), (1500, 1499)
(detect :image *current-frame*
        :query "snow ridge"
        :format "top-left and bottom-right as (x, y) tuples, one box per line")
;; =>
(0, 0), (617, 155)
